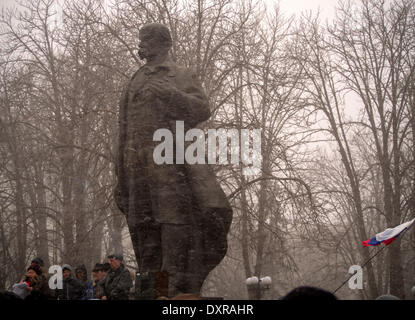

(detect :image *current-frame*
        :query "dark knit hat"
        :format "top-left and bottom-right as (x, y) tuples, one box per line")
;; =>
(75, 264), (87, 274)
(108, 253), (123, 261)
(92, 263), (104, 272)
(31, 257), (44, 267)
(27, 265), (42, 276)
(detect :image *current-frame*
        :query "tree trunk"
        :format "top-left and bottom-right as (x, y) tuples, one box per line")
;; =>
(60, 133), (75, 265)
(73, 133), (89, 266)
(109, 210), (123, 255)
(34, 167), (49, 266)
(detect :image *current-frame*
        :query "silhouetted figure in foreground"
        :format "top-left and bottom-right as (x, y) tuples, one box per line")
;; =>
(0, 291), (21, 300)
(281, 286), (338, 300)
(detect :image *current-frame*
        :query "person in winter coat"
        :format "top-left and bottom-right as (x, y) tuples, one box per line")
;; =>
(30, 257), (49, 281)
(75, 264), (94, 300)
(101, 254), (132, 300)
(29, 256), (56, 299)
(92, 263), (102, 299)
(96, 262), (111, 299)
(57, 264), (83, 300)
(83, 277), (95, 300)
(92, 263), (107, 299)
(21, 265), (51, 300)
(75, 264), (87, 287)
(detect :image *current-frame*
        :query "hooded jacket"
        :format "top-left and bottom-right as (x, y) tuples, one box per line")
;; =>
(58, 264), (83, 300)
(74, 264), (88, 283)
(74, 264), (94, 299)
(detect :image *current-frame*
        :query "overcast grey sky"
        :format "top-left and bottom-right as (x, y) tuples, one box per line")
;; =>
(1, 0), (16, 9)
(1, 0), (339, 18)
(277, 0), (337, 20)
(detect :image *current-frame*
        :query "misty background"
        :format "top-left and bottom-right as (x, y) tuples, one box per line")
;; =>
(0, 0), (414, 299)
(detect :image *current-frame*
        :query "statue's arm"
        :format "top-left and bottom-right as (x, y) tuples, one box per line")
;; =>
(114, 86), (129, 215)
(168, 71), (211, 127)
(116, 86), (129, 176)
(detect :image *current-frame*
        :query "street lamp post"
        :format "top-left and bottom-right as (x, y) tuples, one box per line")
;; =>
(245, 276), (272, 300)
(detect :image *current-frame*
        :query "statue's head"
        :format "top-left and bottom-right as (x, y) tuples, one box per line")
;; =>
(138, 23), (172, 61)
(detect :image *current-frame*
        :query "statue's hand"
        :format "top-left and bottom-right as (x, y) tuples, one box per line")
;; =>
(146, 79), (178, 102)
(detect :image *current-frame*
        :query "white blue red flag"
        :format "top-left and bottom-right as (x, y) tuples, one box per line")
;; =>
(362, 218), (415, 247)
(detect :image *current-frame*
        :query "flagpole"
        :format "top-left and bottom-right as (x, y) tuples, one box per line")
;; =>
(333, 244), (387, 294)
(333, 224), (413, 295)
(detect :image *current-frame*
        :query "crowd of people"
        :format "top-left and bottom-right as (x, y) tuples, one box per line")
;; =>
(0, 256), (406, 300)
(5, 254), (133, 300)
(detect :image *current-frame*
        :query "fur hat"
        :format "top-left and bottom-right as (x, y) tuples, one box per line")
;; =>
(27, 265), (42, 276)
(108, 253), (123, 261)
(31, 257), (44, 267)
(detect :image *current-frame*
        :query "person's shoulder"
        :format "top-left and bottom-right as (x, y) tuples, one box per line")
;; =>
(121, 265), (131, 274)
(39, 272), (48, 282)
(31, 274), (42, 285)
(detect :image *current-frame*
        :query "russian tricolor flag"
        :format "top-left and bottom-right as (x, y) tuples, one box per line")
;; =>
(362, 218), (415, 247)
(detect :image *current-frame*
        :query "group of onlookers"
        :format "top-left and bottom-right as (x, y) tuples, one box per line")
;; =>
(7, 253), (133, 300)
(2, 259), (408, 300)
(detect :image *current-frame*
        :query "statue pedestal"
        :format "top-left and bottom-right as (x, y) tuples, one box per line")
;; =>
(135, 271), (169, 300)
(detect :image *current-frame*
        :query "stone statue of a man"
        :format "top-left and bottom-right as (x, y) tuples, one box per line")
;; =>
(114, 23), (232, 297)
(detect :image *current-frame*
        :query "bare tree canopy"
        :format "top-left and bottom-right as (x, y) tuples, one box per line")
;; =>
(0, 0), (414, 300)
